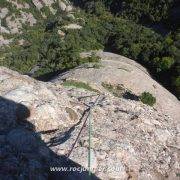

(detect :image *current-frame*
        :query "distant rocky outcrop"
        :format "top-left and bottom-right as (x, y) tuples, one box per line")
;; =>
(58, 0), (73, 12)
(0, 0), (75, 46)
(63, 23), (82, 30)
(0, 65), (179, 179)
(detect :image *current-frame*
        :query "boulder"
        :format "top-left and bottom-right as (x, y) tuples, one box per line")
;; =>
(66, 5), (73, 12)
(58, 0), (67, 11)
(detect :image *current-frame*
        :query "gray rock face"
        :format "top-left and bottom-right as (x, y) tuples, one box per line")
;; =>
(58, 0), (66, 11)
(63, 23), (82, 30)
(52, 87), (179, 180)
(0, 35), (12, 47)
(0, 67), (77, 133)
(53, 51), (180, 123)
(66, 5), (73, 12)
(0, 8), (9, 19)
(32, 0), (44, 10)
(58, 0), (73, 12)
(0, 66), (179, 179)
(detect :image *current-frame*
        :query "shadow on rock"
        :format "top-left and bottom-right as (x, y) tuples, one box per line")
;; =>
(0, 97), (99, 180)
(46, 108), (89, 148)
(123, 91), (139, 101)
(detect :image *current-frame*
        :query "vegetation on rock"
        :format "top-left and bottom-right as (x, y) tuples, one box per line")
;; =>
(140, 92), (156, 106)
(0, 0), (179, 98)
(63, 80), (99, 92)
(102, 83), (126, 97)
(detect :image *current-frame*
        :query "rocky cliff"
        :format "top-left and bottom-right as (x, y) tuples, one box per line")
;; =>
(0, 0), (75, 46)
(53, 51), (180, 123)
(0, 59), (179, 179)
(1, 1), (180, 179)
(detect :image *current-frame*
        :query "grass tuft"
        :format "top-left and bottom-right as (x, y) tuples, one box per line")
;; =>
(63, 80), (99, 92)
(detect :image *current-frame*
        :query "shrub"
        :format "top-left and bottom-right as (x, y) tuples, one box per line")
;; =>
(85, 52), (100, 63)
(38, 32), (81, 72)
(80, 52), (101, 65)
(140, 92), (156, 106)
(153, 57), (175, 72)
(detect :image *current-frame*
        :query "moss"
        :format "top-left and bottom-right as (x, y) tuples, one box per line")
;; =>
(63, 80), (99, 92)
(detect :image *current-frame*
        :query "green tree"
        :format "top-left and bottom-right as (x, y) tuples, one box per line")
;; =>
(38, 31), (81, 73)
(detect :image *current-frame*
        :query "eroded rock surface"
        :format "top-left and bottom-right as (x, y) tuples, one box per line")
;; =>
(0, 66), (179, 179)
(53, 51), (180, 123)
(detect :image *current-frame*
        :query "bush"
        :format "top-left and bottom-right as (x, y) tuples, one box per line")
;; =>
(81, 52), (100, 64)
(140, 92), (156, 106)
(153, 56), (175, 72)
